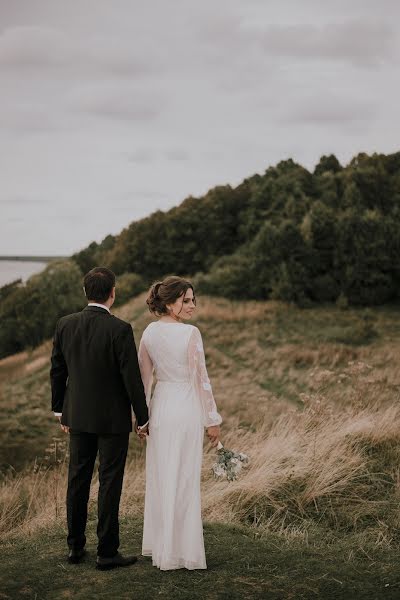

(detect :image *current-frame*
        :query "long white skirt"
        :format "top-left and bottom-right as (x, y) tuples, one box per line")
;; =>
(142, 380), (207, 570)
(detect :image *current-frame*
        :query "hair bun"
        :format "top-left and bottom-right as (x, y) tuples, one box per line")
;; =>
(146, 281), (163, 314)
(146, 276), (195, 318)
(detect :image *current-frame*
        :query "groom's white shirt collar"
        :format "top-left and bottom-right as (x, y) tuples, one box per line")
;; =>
(87, 302), (110, 313)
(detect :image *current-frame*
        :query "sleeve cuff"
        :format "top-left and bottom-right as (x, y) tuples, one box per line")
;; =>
(54, 412), (62, 417)
(137, 420), (149, 430)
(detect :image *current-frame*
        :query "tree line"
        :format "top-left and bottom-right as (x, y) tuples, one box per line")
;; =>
(1, 151), (399, 358)
(73, 151), (400, 306)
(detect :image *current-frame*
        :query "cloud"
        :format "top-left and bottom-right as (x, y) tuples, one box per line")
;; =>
(258, 21), (396, 67)
(6, 217), (27, 223)
(1, 195), (49, 206)
(164, 149), (190, 161)
(0, 25), (163, 77)
(137, 190), (170, 199)
(84, 38), (163, 77)
(68, 83), (163, 120)
(195, 12), (247, 46)
(194, 13), (397, 70)
(0, 26), (74, 67)
(127, 148), (190, 163)
(0, 103), (65, 133)
(127, 149), (156, 163)
(285, 94), (376, 126)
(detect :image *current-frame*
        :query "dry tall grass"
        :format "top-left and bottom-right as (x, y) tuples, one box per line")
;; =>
(2, 362), (400, 547)
(1, 296), (400, 547)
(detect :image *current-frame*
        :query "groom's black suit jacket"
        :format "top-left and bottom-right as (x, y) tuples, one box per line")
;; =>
(50, 305), (149, 434)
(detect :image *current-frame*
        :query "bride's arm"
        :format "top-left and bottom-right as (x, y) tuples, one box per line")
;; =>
(188, 326), (222, 428)
(138, 337), (154, 424)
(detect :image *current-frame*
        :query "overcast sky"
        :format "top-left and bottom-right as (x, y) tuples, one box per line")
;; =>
(0, 0), (399, 255)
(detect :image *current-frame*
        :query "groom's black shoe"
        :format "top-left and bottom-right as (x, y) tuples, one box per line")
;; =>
(96, 552), (138, 571)
(68, 548), (86, 564)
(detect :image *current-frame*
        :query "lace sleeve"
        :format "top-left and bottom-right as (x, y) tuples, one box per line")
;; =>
(138, 336), (154, 410)
(188, 326), (222, 428)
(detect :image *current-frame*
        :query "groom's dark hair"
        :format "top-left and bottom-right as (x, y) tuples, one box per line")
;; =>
(83, 267), (116, 303)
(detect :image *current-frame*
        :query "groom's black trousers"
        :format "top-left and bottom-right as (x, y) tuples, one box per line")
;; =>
(67, 431), (129, 558)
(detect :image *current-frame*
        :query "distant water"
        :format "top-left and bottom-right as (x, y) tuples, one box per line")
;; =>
(0, 260), (47, 287)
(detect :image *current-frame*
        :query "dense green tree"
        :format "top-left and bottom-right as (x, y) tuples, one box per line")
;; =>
(1, 150), (400, 359)
(335, 211), (396, 305)
(107, 184), (251, 279)
(114, 272), (147, 306)
(301, 202), (340, 302)
(314, 154), (342, 176)
(72, 241), (100, 274)
(269, 222), (312, 304)
(0, 279), (22, 302)
(313, 171), (341, 210)
(0, 261), (83, 358)
(72, 235), (116, 274)
(195, 253), (255, 300)
(349, 156), (391, 212)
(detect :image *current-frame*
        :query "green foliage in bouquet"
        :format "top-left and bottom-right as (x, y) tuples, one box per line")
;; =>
(212, 444), (249, 482)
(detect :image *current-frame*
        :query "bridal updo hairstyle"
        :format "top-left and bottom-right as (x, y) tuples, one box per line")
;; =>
(146, 276), (196, 317)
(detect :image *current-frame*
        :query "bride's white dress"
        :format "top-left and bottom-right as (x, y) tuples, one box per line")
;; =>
(138, 321), (222, 570)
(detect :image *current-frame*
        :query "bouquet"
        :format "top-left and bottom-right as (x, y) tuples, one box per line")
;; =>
(212, 441), (249, 481)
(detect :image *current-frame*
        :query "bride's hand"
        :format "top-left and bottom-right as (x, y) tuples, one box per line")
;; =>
(206, 425), (220, 447)
(134, 420), (149, 442)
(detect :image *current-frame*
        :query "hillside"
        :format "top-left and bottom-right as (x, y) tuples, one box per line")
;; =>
(1, 296), (400, 597)
(1, 294), (399, 472)
(1, 150), (400, 360)
(2, 296), (400, 597)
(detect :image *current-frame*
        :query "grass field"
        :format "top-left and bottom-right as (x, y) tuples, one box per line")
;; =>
(1, 294), (400, 598)
(2, 518), (400, 600)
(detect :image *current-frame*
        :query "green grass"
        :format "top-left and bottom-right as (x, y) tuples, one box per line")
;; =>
(0, 363), (58, 472)
(1, 517), (399, 600)
(259, 376), (305, 406)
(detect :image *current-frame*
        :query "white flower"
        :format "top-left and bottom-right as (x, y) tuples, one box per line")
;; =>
(212, 446), (250, 482)
(212, 464), (226, 478)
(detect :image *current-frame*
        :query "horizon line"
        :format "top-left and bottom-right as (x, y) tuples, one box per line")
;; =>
(0, 255), (68, 261)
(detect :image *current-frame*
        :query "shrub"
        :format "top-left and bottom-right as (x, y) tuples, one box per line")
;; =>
(114, 272), (147, 306)
(0, 260), (83, 359)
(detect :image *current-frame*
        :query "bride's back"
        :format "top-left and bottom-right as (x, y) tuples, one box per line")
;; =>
(141, 321), (194, 382)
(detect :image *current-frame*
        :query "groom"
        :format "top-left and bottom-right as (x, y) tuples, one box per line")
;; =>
(50, 267), (149, 570)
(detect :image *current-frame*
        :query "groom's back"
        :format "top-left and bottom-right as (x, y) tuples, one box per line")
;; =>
(61, 308), (119, 374)
(55, 306), (133, 433)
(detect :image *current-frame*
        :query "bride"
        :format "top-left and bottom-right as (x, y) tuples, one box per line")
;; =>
(137, 275), (222, 570)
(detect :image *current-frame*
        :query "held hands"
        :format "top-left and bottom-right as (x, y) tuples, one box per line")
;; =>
(135, 421), (149, 442)
(57, 415), (70, 434)
(207, 425), (220, 448)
